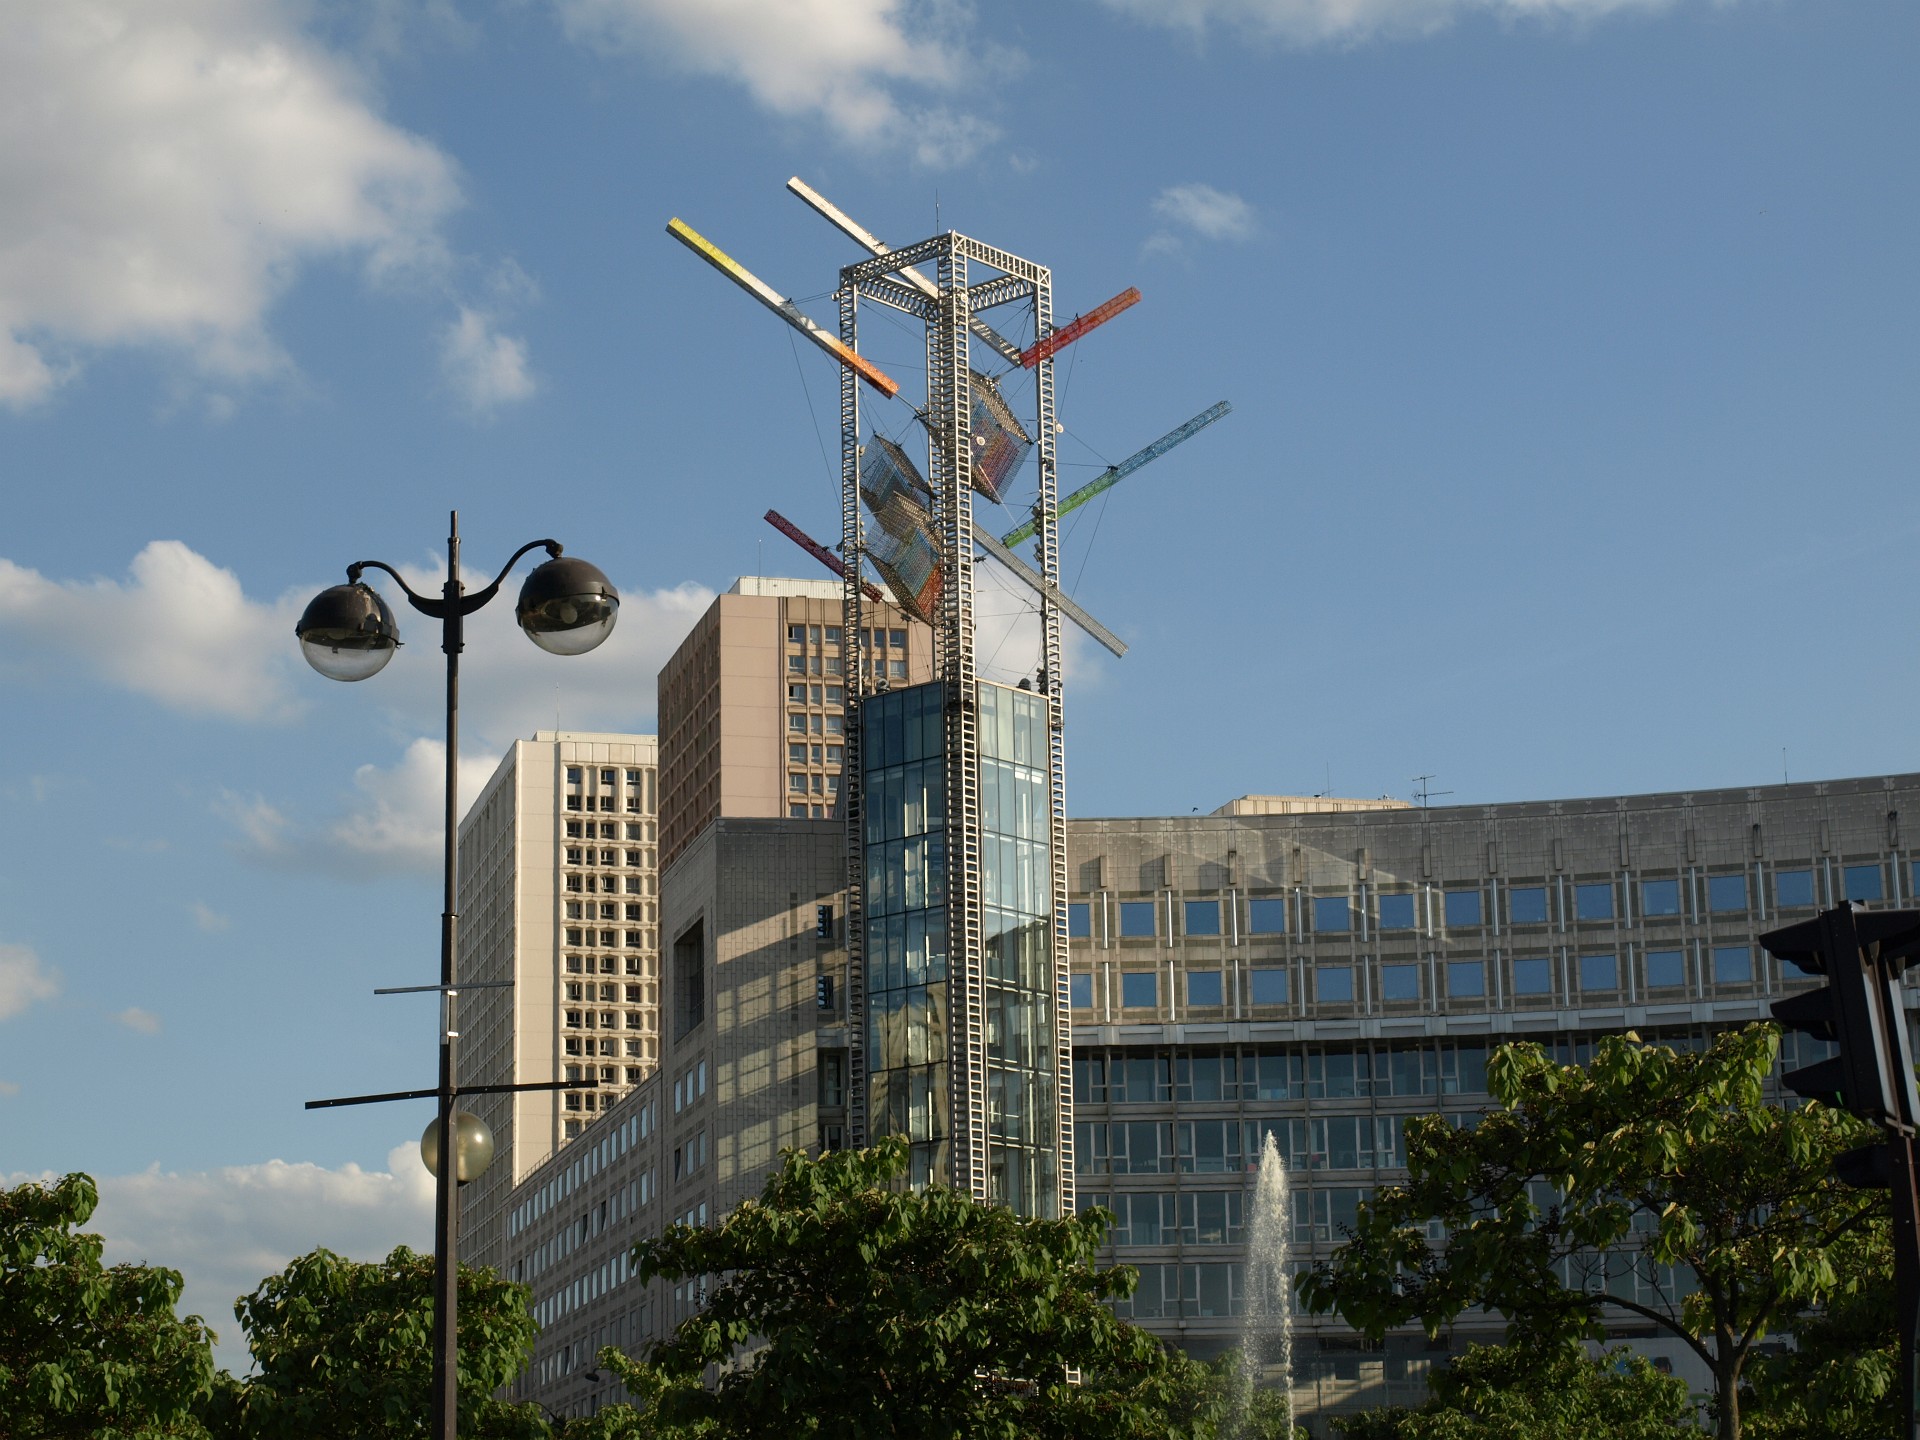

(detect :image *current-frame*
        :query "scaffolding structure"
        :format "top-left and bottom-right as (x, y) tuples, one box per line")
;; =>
(836, 233), (1073, 1215)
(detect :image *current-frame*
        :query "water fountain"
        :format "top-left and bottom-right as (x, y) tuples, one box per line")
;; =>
(1237, 1130), (1294, 1437)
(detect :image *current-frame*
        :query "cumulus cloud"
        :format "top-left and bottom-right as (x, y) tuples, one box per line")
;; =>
(0, 542), (306, 721)
(27, 1148), (436, 1373)
(552, 0), (1005, 164)
(113, 1006), (162, 1034)
(0, 0), (468, 407)
(1146, 182), (1256, 254)
(221, 577), (715, 877)
(1098, 0), (1689, 46)
(440, 307), (537, 415)
(0, 943), (60, 1021)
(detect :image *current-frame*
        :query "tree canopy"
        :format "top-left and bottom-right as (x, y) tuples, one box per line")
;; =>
(592, 1137), (1218, 1440)
(0, 1171), (217, 1440)
(214, 1244), (547, 1440)
(1297, 1025), (1887, 1440)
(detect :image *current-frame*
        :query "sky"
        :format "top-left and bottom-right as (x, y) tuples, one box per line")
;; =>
(1, 0), (1915, 1372)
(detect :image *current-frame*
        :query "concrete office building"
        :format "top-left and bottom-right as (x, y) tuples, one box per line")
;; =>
(656, 577), (930, 872)
(455, 732), (661, 1275)
(488, 767), (1915, 1427)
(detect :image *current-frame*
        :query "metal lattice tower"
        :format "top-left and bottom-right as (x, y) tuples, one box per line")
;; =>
(838, 233), (1072, 1215)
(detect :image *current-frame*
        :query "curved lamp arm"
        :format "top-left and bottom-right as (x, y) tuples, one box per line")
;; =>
(347, 539), (561, 619)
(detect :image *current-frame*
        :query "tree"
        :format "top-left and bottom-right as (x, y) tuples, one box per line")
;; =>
(594, 1138), (1217, 1440)
(1298, 1025), (1885, 1440)
(216, 1245), (548, 1440)
(1330, 1343), (1696, 1440)
(0, 1171), (217, 1439)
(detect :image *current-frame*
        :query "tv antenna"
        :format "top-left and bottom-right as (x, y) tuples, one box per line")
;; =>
(1413, 775), (1453, 809)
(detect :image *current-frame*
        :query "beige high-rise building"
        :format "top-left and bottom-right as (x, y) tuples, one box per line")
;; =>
(657, 577), (931, 872)
(456, 731), (660, 1273)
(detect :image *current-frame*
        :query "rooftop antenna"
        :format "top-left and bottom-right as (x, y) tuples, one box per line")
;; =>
(1413, 775), (1453, 809)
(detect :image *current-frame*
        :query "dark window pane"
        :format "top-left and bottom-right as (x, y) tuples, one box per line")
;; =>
(1313, 896), (1351, 933)
(1641, 879), (1681, 917)
(1250, 968), (1287, 1005)
(1381, 964), (1420, 1001)
(1121, 972), (1157, 1008)
(1844, 865), (1884, 903)
(1444, 890), (1483, 928)
(1575, 884), (1614, 922)
(1645, 949), (1685, 988)
(1712, 946), (1752, 985)
(1069, 974), (1093, 1009)
(1776, 870), (1815, 908)
(1579, 954), (1619, 991)
(1377, 894), (1416, 930)
(1316, 967), (1353, 1003)
(1707, 875), (1748, 913)
(1185, 900), (1221, 936)
(1447, 961), (1484, 997)
(1186, 970), (1223, 1006)
(1119, 902), (1156, 938)
(1067, 903), (1090, 938)
(1512, 958), (1553, 995)
(1247, 898), (1287, 934)
(1509, 887), (1548, 924)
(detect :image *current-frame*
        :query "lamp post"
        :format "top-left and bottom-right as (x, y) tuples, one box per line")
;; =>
(298, 511), (618, 1440)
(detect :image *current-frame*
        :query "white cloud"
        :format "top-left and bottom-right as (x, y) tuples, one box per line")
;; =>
(220, 578), (715, 877)
(439, 307), (537, 415)
(0, 542), (306, 721)
(192, 901), (232, 932)
(0, 0), (467, 407)
(1099, 0), (1687, 46)
(0, 943), (60, 1021)
(1147, 182), (1256, 254)
(113, 1005), (162, 1034)
(20, 1148), (435, 1374)
(552, 0), (1003, 164)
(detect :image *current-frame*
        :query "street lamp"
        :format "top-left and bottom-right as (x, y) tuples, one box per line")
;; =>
(298, 511), (618, 1440)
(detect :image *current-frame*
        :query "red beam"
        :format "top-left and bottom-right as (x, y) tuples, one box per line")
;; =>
(763, 510), (883, 602)
(1018, 287), (1141, 369)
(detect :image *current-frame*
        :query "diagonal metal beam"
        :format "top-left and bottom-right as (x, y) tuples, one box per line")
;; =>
(970, 521), (1127, 658)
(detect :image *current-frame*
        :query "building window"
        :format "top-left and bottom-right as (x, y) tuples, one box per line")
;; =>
(824, 714), (843, 734)
(789, 744), (807, 764)
(567, 767), (582, 783)
(1707, 875), (1748, 913)
(1186, 970), (1223, 1006)
(1641, 879), (1681, 917)
(1645, 949), (1686, 988)
(1247, 898), (1286, 935)
(1380, 964), (1420, 1002)
(1844, 864), (1885, 902)
(1120, 972), (1158, 1009)
(789, 714), (807, 732)
(1579, 954), (1619, 991)
(1312, 896), (1350, 933)
(1249, 968), (1287, 1005)
(1777, 870), (1815, 908)
(673, 920), (705, 1037)
(1315, 966), (1353, 1003)
(1511, 958), (1553, 995)
(1712, 945), (1752, 985)
(1067, 903), (1091, 938)
(1377, 894), (1415, 930)
(1119, 901), (1156, 939)
(1443, 890), (1483, 928)
(788, 624), (805, 644)
(1447, 961), (1484, 997)
(1069, 973), (1093, 1009)
(1574, 883), (1615, 922)
(1184, 901), (1221, 937)
(1509, 887), (1548, 924)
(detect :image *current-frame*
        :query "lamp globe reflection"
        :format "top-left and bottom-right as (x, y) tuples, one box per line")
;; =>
(295, 583), (400, 682)
(420, 1112), (496, 1185)
(516, 554), (620, 656)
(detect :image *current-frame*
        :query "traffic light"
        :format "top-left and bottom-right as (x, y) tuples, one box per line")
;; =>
(1761, 902), (1920, 1128)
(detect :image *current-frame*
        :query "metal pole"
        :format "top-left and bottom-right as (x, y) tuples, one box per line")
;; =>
(431, 510), (464, 1440)
(1894, 1122), (1920, 1440)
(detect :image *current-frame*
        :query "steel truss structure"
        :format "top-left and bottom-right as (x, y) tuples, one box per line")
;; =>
(837, 232), (1074, 1215)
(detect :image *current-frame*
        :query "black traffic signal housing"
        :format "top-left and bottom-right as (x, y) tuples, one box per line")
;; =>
(1762, 902), (1920, 1129)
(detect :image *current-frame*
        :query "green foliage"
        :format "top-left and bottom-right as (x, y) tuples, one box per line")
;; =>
(1298, 1025), (1883, 1440)
(1741, 1220), (1896, 1440)
(592, 1137), (1216, 1440)
(217, 1245), (548, 1439)
(0, 1172), (217, 1439)
(1330, 1343), (1697, 1440)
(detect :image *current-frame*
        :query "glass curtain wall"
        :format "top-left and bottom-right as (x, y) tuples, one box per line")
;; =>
(862, 683), (950, 1187)
(979, 682), (1059, 1218)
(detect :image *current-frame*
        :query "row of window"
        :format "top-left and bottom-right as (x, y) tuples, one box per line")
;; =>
(672, 1060), (708, 1113)
(1075, 1046), (1490, 1105)
(563, 1036), (648, 1060)
(1070, 944), (1765, 1011)
(565, 925), (648, 947)
(566, 847), (654, 868)
(1070, 862), (1903, 943)
(564, 1063), (646, 1086)
(787, 624), (907, 649)
(565, 954), (649, 976)
(510, 1099), (656, 1239)
(566, 766), (648, 789)
(565, 820), (651, 842)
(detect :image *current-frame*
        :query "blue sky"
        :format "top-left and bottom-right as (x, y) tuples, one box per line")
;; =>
(1, 0), (1914, 1368)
